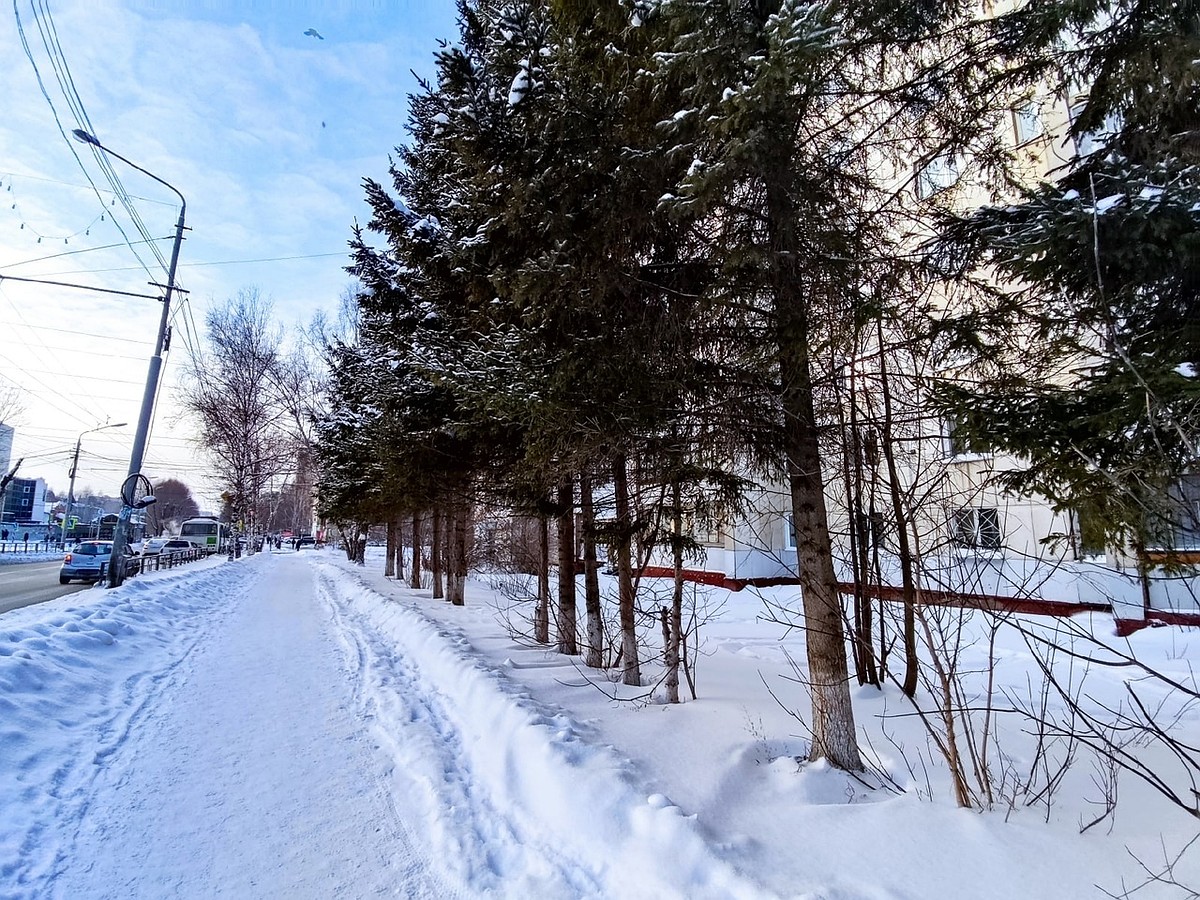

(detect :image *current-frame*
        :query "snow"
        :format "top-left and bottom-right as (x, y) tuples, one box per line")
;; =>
(1092, 193), (1125, 213)
(508, 62), (530, 107)
(0, 548), (60, 566)
(1176, 362), (1196, 378)
(2, 549), (1197, 898)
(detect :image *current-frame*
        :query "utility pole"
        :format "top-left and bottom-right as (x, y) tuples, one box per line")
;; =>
(71, 129), (186, 588)
(62, 423), (126, 549)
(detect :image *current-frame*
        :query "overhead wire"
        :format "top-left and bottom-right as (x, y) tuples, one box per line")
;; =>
(13, 0), (161, 281)
(0, 234), (175, 271)
(11, 0), (203, 487)
(0, 283), (105, 422)
(0, 321), (154, 345)
(33, 0), (170, 273)
(34, 250), (350, 278)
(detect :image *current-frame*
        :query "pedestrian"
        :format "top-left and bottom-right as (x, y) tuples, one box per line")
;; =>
(23, 532), (29, 543)
(1, 528), (7, 542)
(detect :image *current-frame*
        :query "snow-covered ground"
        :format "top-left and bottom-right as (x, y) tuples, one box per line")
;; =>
(0, 548), (61, 566)
(1, 548), (1197, 898)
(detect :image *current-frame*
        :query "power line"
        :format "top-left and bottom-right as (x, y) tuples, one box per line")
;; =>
(15, 366), (146, 386)
(0, 235), (174, 271)
(35, 250), (350, 278)
(13, 0), (160, 281)
(4, 342), (154, 362)
(0, 282), (110, 421)
(34, 0), (170, 274)
(0, 170), (176, 206)
(0, 321), (153, 345)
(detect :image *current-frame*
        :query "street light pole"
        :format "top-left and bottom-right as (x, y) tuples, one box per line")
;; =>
(71, 129), (186, 587)
(61, 422), (126, 549)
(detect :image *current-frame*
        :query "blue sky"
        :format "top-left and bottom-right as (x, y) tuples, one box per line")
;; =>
(0, 0), (460, 507)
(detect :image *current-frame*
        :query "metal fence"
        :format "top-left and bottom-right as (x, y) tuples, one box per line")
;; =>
(0, 540), (56, 554)
(119, 547), (210, 577)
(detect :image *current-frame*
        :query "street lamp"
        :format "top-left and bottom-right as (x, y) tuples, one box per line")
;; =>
(61, 422), (126, 549)
(71, 129), (186, 587)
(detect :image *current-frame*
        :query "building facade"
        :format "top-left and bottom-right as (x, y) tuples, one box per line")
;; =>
(2, 476), (47, 525)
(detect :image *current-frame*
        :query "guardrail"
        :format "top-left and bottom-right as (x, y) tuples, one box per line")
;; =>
(126, 547), (209, 575)
(0, 540), (57, 554)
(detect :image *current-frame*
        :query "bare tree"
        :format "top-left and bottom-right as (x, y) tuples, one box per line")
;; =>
(0, 381), (25, 427)
(145, 478), (200, 536)
(181, 288), (294, 544)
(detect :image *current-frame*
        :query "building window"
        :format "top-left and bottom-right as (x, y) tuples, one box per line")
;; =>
(944, 419), (989, 458)
(1073, 505), (1106, 558)
(682, 511), (722, 546)
(952, 507), (1002, 550)
(915, 154), (959, 199)
(1068, 95), (1121, 159)
(1149, 474), (1200, 552)
(784, 513), (797, 550)
(856, 511), (886, 549)
(1012, 103), (1043, 144)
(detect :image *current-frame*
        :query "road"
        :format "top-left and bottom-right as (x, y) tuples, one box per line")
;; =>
(0, 560), (92, 615)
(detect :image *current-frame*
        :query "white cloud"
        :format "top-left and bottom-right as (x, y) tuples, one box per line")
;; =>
(0, 0), (457, 495)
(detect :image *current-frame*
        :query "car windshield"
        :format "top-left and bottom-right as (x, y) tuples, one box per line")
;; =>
(74, 543), (110, 556)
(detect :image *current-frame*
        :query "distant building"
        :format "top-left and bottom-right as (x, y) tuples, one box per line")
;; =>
(0, 423), (12, 475)
(2, 476), (47, 524)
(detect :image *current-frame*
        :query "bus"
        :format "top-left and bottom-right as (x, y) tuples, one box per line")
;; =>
(179, 517), (230, 554)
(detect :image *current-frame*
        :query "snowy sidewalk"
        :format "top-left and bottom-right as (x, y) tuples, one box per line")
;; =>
(1, 552), (761, 899)
(49, 554), (442, 898)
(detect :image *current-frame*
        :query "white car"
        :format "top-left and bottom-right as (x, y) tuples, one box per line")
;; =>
(141, 537), (171, 556)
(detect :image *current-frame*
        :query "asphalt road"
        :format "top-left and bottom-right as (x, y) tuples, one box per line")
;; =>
(0, 560), (93, 615)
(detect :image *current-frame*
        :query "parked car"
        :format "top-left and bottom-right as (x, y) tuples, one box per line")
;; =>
(141, 537), (171, 556)
(159, 539), (194, 556)
(297, 535), (315, 549)
(59, 541), (135, 584)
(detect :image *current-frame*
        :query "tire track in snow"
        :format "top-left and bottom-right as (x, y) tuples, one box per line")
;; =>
(316, 567), (602, 898)
(313, 560), (772, 900)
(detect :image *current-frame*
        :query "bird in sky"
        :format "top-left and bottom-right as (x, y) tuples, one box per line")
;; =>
(303, 28), (324, 40)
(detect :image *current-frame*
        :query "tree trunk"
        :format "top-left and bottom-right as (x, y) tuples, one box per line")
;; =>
(580, 472), (604, 668)
(535, 514), (550, 643)
(431, 507), (445, 599)
(846, 376), (879, 688)
(842, 405), (868, 686)
(410, 511), (422, 590)
(395, 517), (406, 581)
(665, 481), (683, 703)
(556, 476), (578, 654)
(385, 519), (397, 578)
(613, 453), (641, 686)
(768, 176), (862, 772)
(877, 317), (919, 698)
(447, 502), (468, 606)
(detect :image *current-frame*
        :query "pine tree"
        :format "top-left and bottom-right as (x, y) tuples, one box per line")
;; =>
(933, 0), (1200, 561)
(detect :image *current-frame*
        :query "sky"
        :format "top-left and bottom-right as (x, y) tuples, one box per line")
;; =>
(0, 0), (460, 509)
(4, 547), (1195, 897)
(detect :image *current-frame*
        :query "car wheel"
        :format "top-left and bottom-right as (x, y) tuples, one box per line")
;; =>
(59, 575), (70, 584)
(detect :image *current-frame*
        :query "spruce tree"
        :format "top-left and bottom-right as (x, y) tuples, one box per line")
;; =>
(933, 0), (1200, 561)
